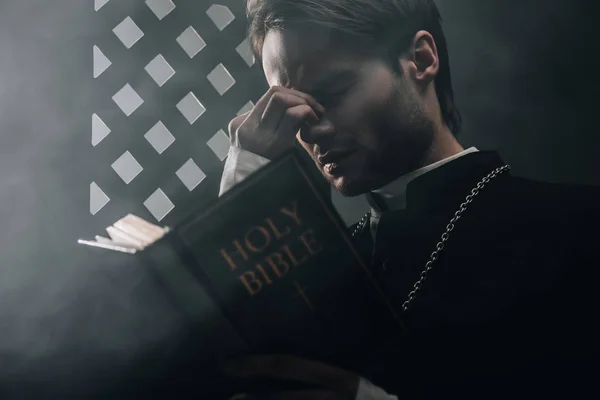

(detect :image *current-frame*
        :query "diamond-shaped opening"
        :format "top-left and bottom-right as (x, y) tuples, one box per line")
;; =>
(207, 129), (230, 161)
(112, 84), (144, 116)
(236, 39), (255, 67)
(144, 188), (174, 222)
(95, 0), (109, 12)
(111, 151), (143, 184)
(92, 113), (111, 146)
(90, 182), (110, 215)
(176, 92), (206, 124)
(176, 27), (206, 59)
(113, 17), (144, 49)
(145, 0), (175, 20)
(145, 54), (175, 87)
(93, 45), (112, 78)
(176, 159), (206, 191)
(206, 4), (234, 31)
(236, 101), (254, 116)
(207, 63), (235, 96)
(145, 121), (175, 154)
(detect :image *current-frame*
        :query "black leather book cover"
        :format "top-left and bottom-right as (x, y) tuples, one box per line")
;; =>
(144, 149), (404, 365)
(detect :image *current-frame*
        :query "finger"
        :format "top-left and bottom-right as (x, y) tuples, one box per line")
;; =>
(285, 88), (325, 116)
(228, 112), (251, 139)
(260, 92), (312, 133)
(234, 89), (318, 147)
(275, 104), (320, 142)
(224, 355), (358, 395)
(253, 86), (324, 121)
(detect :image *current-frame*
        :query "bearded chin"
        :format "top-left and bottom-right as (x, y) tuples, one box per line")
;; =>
(332, 160), (393, 197)
(333, 179), (365, 197)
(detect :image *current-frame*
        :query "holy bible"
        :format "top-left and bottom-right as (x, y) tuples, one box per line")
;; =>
(78, 149), (404, 394)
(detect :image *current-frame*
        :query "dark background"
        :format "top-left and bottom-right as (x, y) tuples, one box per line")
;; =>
(0, 0), (597, 396)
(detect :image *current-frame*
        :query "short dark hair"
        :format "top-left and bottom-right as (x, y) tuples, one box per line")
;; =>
(245, 0), (462, 135)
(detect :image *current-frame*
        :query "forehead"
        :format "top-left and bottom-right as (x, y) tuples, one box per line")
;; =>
(262, 26), (368, 91)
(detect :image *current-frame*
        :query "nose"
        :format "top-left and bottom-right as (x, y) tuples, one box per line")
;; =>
(299, 117), (335, 145)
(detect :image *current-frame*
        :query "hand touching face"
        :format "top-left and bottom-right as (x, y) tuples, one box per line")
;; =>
(228, 86), (325, 160)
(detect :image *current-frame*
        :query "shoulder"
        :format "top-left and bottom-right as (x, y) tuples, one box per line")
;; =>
(502, 175), (600, 216)
(466, 173), (600, 246)
(493, 175), (600, 246)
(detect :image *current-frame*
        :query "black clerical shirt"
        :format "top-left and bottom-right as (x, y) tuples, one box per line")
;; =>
(221, 146), (600, 399)
(350, 150), (600, 399)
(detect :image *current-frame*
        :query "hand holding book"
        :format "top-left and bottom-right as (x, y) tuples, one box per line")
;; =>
(77, 150), (404, 398)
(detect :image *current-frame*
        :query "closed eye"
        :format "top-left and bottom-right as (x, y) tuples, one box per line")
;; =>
(315, 86), (351, 107)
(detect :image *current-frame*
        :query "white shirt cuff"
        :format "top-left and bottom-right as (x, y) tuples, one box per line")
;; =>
(356, 377), (398, 400)
(218, 146), (271, 197)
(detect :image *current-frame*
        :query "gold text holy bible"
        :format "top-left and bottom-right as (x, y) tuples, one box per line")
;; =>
(79, 149), (404, 395)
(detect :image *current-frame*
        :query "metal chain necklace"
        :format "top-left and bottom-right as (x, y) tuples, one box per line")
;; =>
(351, 164), (511, 313)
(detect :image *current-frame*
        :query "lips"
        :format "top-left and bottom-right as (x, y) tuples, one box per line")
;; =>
(317, 150), (354, 166)
(317, 150), (354, 176)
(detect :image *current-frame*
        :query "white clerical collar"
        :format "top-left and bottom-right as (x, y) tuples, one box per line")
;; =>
(367, 147), (479, 213)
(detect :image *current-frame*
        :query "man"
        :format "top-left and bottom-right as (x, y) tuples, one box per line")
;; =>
(218, 0), (600, 399)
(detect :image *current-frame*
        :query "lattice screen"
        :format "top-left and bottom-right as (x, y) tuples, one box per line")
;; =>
(90, 0), (267, 228)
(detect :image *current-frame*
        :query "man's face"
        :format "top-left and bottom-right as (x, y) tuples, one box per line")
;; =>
(262, 26), (435, 196)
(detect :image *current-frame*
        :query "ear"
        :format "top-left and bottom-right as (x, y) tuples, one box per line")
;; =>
(399, 30), (439, 89)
